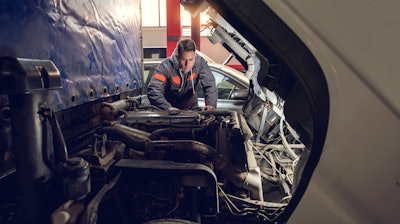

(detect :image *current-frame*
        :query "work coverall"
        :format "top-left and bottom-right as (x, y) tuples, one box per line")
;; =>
(147, 53), (217, 110)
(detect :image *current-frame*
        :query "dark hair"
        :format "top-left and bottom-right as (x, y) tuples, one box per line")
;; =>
(176, 39), (196, 56)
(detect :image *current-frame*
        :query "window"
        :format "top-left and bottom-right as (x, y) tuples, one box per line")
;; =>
(198, 69), (246, 100)
(141, 0), (210, 27)
(141, 0), (162, 27)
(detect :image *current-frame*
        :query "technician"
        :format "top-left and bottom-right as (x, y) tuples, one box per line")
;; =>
(147, 38), (217, 111)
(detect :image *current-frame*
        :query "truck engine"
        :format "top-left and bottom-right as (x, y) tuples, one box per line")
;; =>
(51, 94), (302, 224)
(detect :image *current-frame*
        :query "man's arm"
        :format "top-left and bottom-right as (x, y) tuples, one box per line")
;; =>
(147, 69), (172, 110)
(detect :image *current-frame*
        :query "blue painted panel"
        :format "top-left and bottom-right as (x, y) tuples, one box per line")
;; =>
(0, 0), (142, 111)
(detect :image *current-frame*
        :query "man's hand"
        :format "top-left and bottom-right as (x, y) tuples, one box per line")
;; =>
(202, 105), (215, 111)
(168, 107), (180, 111)
(168, 107), (180, 115)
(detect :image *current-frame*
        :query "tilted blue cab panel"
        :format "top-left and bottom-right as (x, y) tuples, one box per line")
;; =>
(0, 0), (142, 111)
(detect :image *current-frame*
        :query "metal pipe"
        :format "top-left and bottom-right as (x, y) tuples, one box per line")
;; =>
(49, 111), (69, 163)
(98, 126), (150, 151)
(238, 113), (264, 201)
(110, 122), (151, 139)
(150, 140), (219, 159)
(106, 99), (131, 111)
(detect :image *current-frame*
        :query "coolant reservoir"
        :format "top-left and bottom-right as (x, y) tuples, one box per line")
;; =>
(63, 157), (91, 200)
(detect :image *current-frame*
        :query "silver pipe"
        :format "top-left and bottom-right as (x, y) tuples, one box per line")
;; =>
(222, 114), (264, 201)
(111, 122), (151, 139)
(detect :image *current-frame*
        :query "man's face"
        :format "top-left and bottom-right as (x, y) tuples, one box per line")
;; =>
(177, 50), (195, 73)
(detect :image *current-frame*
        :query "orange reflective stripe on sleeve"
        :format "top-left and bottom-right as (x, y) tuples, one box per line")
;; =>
(154, 73), (166, 82)
(187, 72), (196, 81)
(172, 75), (181, 85)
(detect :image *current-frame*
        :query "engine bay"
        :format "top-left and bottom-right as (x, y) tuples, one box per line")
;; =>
(45, 94), (304, 224)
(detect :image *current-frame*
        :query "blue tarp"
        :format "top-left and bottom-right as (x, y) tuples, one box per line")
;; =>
(0, 0), (142, 111)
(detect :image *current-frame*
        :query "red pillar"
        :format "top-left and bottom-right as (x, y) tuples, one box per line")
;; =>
(166, 0), (181, 57)
(191, 13), (201, 50)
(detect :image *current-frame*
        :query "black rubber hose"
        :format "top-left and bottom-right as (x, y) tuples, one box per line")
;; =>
(198, 110), (233, 116)
(49, 112), (68, 163)
(151, 140), (219, 157)
(148, 126), (206, 140)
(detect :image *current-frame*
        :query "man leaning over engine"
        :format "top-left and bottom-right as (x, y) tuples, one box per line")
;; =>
(147, 38), (217, 111)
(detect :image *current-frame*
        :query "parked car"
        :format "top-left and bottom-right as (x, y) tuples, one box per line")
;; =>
(143, 51), (249, 110)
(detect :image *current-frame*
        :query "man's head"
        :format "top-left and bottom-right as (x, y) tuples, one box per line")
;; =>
(176, 39), (196, 73)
